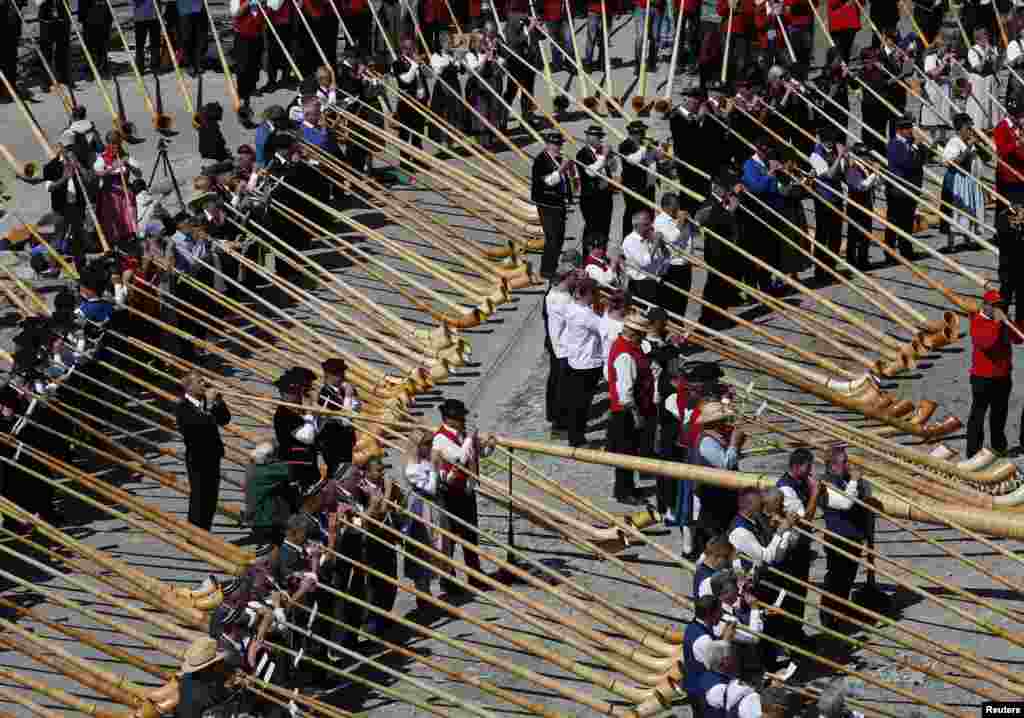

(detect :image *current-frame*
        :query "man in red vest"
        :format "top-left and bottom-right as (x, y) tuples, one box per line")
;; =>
(432, 398), (496, 594)
(606, 313), (656, 504)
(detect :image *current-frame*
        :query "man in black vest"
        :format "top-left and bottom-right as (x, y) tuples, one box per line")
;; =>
(775, 448), (821, 649)
(532, 132), (573, 279)
(819, 445), (866, 631)
(576, 125), (617, 251)
(618, 120), (661, 241)
(392, 36), (430, 181)
(317, 357), (359, 480)
(176, 372), (232, 531)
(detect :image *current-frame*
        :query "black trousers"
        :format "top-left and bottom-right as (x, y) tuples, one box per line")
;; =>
(84, 20), (111, 75)
(846, 191), (873, 269)
(312, 15), (339, 75)
(396, 104), (426, 173)
(606, 411), (653, 499)
(135, 20), (161, 74)
(884, 192), (917, 258)
(813, 198), (844, 278)
(564, 365), (602, 447)
(40, 20), (71, 84)
(967, 375), (1012, 457)
(441, 488), (484, 590)
(365, 533), (399, 620)
(186, 452), (222, 531)
(661, 263), (692, 319)
(821, 535), (863, 623)
(234, 33), (264, 102)
(178, 10), (208, 72)
(861, 97), (889, 158)
(580, 193), (614, 246)
(546, 353), (569, 426)
(538, 205), (567, 278)
(774, 546), (812, 645)
(997, 205), (1024, 321)
(330, 530), (367, 645)
(267, 22), (292, 81)
(833, 28), (856, 62)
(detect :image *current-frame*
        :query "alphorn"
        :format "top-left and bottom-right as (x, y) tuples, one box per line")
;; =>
(0, 144), (40, 180)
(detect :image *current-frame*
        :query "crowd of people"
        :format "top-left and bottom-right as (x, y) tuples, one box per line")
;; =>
(0, 0), (1019, 715)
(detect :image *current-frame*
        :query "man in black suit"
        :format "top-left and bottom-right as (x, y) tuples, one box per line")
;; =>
(531, 132), (573, 279)
(176, 372), (231, 531)
(317, 357), (359, 480)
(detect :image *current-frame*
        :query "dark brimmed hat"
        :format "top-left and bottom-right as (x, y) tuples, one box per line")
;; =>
(894, 116), (914, 129)
(237, 144), (255, 156)
(626, 120), (648, 134)
(681, 86), (706, 98)
(274, 367), (315, 392)
(647, 307), (668, 323)
(584, 125), (606, 136)
(0, 386), (20, 410)
(686, 361), (724, 383)
(439, 398), (469, 419)
(544, 131), (566, 145)
(322, 358), (348, 376)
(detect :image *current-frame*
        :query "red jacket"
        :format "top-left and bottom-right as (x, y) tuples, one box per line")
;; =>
(717, 0), (752, 34)
(542, 0), (562, 21)
(827, 0), (859, 32)
(634, 0), (664, 9)
(339, 0), (366, 15)
(608, 336), (656, 416)
(783, 0), (811, 28)
(233, 0), (266, 38)
(994, 118), (1024, 190)
(971, 312), (1024, 379)
(267, 0), (290, 22)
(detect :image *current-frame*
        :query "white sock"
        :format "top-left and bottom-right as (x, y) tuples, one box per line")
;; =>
(682, 526), (693, 555)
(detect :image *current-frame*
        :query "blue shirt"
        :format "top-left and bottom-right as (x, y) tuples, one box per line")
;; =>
(742, 157), (784, 211)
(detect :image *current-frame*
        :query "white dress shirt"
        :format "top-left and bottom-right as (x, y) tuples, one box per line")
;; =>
(729, 516), (792, 569)
(653, 211), (691, 266)
(585, 260), (618, 286)
(600, 314), (623, 380)
(405, 459), (439, 496)
(688, 620), (714, 668)
(546, 289), (572, 359)
(823, 478), (859, 510)
(705, 680), (761, 718)
(293, 414), (318, 444)
(622, 231), (671, 281)
(779, 482), (808, 515)
(715, 601), (764, 644)
(563, 301), (605, 370)
(611, 352), (637, 409)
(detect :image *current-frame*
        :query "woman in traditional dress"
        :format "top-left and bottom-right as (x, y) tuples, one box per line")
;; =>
(940, 113), (990, 252)
(966, 27), (1001, 131)
(403, 431), (444, 606)
(921, 33), (953, 137)
(93, 130), (142, 246)
(462, 32), (500, 147)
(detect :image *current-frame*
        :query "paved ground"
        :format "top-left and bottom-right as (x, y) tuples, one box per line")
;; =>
(0, 6), (1020, 718)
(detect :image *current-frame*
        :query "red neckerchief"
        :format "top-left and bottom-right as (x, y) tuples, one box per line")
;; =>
(102, 144), (123, 166)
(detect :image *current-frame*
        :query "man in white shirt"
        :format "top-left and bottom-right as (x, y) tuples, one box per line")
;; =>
(544, 265), (578, 435)
(699, 641), (763, 718)
(561, 278), (606, 447)
(622, 209), (671, 306)
(653, 194), (693, 318)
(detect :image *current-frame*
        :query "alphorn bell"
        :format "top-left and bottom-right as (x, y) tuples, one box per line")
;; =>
(152, 69), (175, 132)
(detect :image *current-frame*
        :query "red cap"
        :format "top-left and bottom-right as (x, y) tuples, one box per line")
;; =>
(984, 289), (1003, 304)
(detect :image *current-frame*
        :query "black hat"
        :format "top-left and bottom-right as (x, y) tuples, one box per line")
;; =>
(0, 386), (20, 410)
(681, 86), (706, 98)
(715, 168), (739, 188)
(302, 476), (327, 498)
(79, 262), (109, 293)
(439, 398), (469, 419)
(819, 125), (843, 144)
(647, 307), (668, 323)
(544, 131), (566, 145)
(274, 367), (314, 392)
(584, 125), (606, 137)
(894, 116), (914, 129)
(322, 358), (348, 376)
(626, 120), (648, 134)
(686, 361), (724, 383)
(201, 160), (236, 178)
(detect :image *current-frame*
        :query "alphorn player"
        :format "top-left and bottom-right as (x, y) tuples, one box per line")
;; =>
(544, 262), (578, 435)
(774, 448), (820, 649)
(532, 132), (573, 280)
(432, 398), (496, 595)
(606, 313), (656, 505)
(177, 637), (243, 718)
(576, 125), (617, 249)
(819, 444), (867, 632)
(618, 121), (663, 241)
(967, 288), (1024, 458)
(698, 640), (763, 718)
(682, 593), (723, 712)
(317, 357), (360, 480)
(993, 98), (1024, 316)
(273, 367), (321, 493)
(175, 371), (232, 532)
(393, 35), (430, 182)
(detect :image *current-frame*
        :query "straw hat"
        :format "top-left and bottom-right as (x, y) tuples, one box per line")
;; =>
(180, 637), (226, 675)
(699, 401), (734, 426)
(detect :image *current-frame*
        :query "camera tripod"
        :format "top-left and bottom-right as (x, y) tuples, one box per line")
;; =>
(149, 137), (185, 211)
